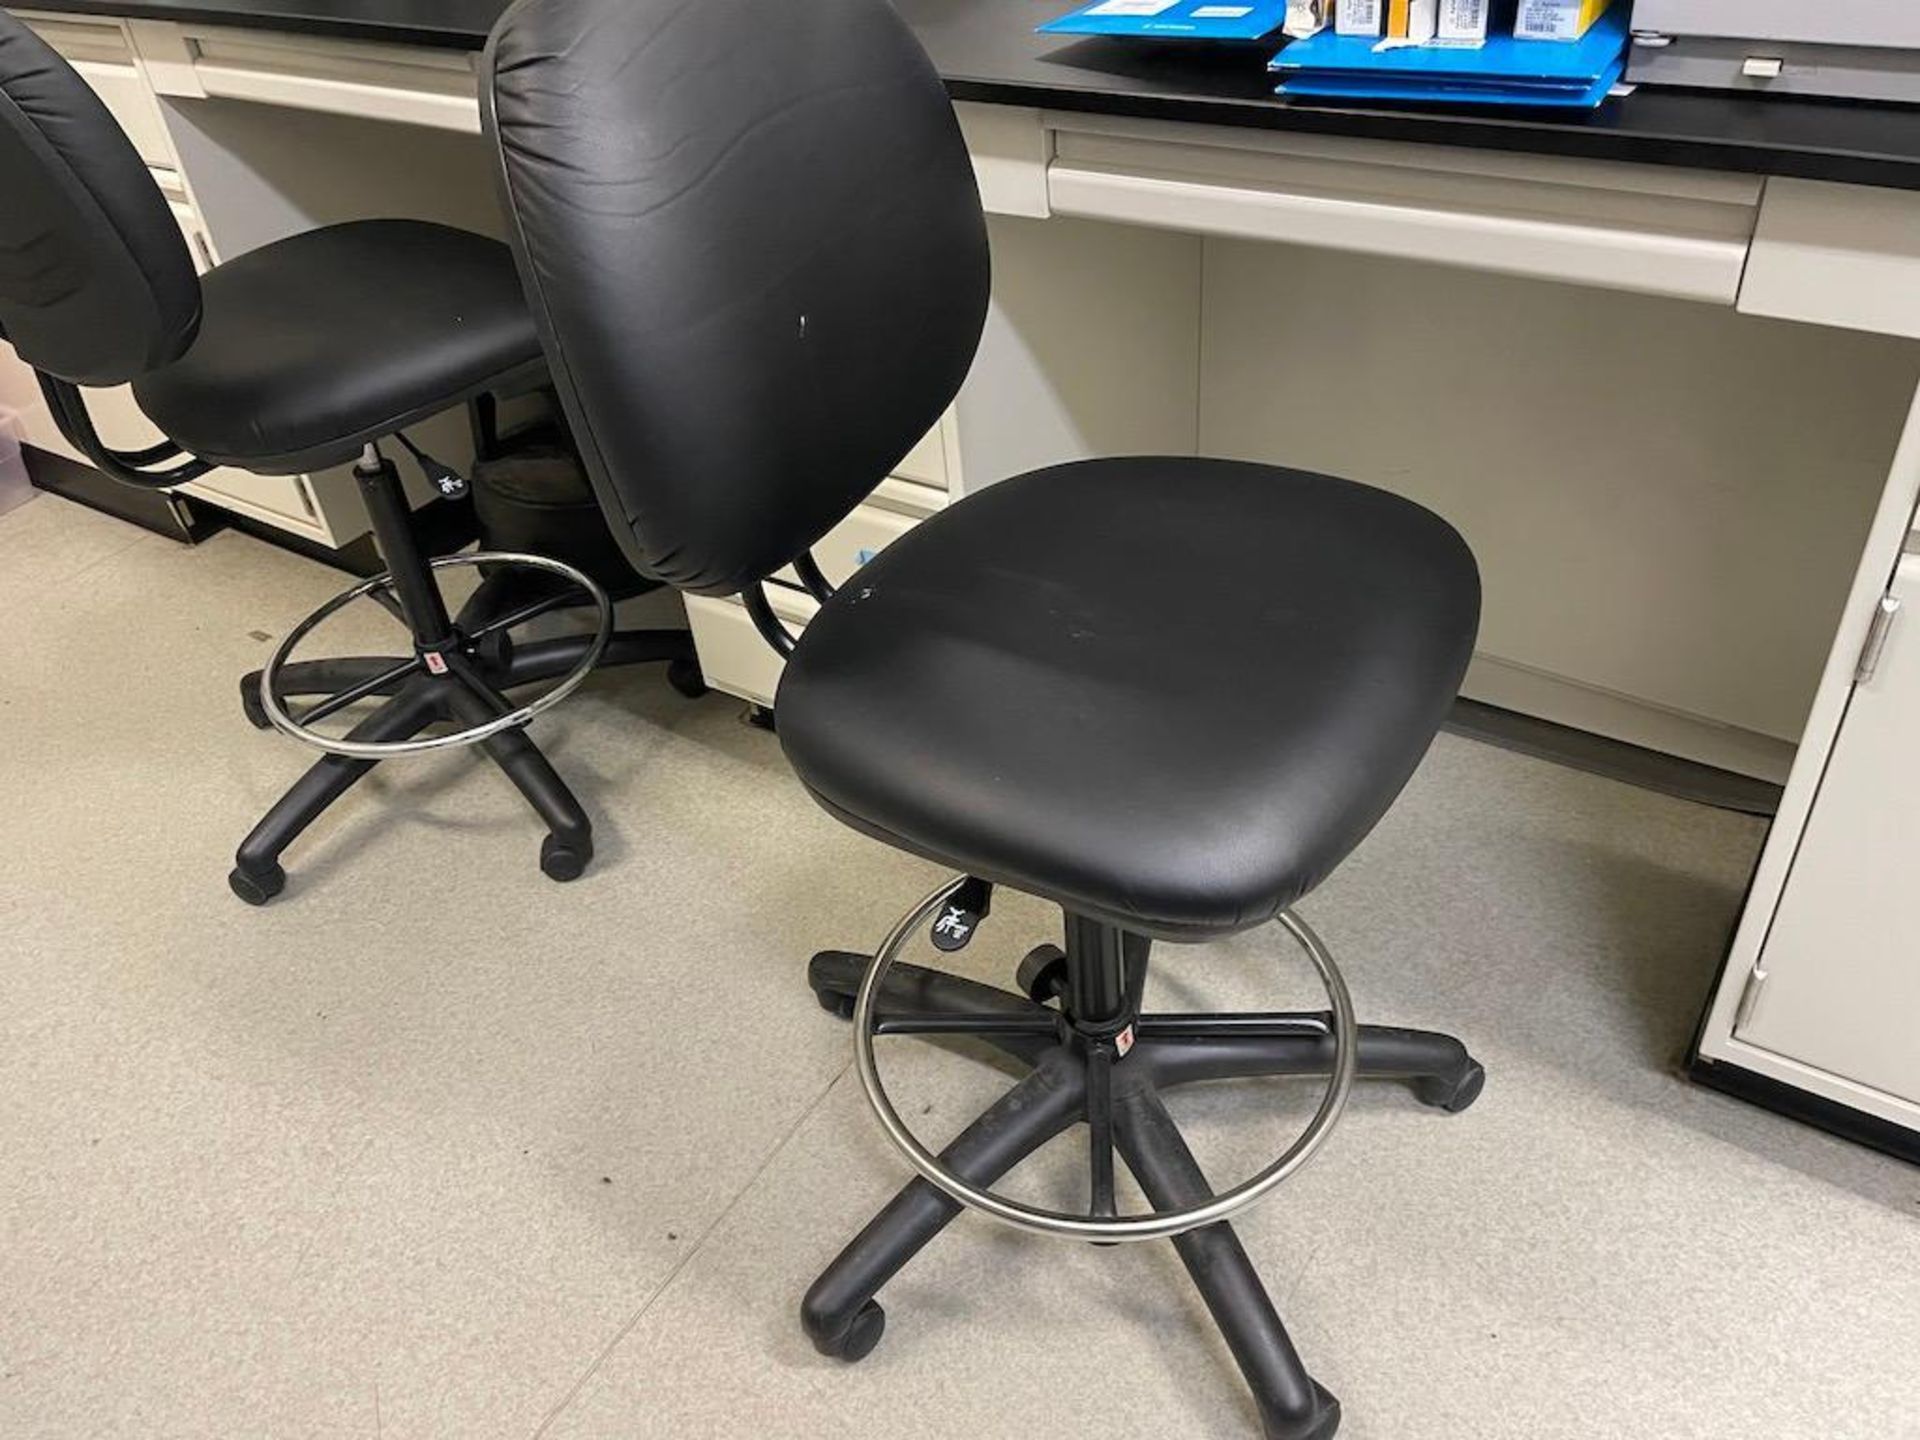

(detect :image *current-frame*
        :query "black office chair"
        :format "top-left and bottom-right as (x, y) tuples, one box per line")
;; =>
(0, 13), (700, 904)
(486, 1), (1486, 1434)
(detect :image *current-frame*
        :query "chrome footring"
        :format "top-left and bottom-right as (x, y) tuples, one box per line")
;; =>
(258, 551), (613, 760)
(851, 876), (1359, 1244)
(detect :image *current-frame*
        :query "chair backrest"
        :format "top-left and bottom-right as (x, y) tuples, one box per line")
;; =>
(0, 13), (200, 386)
(483, 0), (990, 597)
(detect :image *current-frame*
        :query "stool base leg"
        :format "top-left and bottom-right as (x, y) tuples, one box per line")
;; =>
(807, 951), (1057, 1066)
(1112, 1078), (1341, 1440)
(439, 656), (595, 883)
(800, 1048), (1085, 1360)
(239, 657), (414, 729)
(1143, 1024), (1486, 1114)
(230, 678), (441, 905)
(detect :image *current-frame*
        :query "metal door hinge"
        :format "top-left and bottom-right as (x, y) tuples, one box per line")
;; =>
(1854, 593), (1902, 684)
(1733, 964), (1769, 1032)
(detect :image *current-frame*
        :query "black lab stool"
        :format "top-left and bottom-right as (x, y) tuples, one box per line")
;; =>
(0, 13), (700, 903)
(484, 0), (1487, 1433)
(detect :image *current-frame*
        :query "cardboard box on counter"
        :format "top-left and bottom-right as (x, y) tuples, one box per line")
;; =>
(1336, 0), (1383, 36)
(1514, 0), (1612, 40)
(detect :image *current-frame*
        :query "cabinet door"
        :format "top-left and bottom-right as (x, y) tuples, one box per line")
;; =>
(1739, 551), (1920, 1102)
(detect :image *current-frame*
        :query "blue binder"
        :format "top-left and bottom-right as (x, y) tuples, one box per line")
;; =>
(1276, 58), (1624, 107)
(1039, 0), (1291, 43)
(1270, 6), (1628, 107)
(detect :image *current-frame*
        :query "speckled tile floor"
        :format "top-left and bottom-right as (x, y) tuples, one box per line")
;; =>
(2, 496), (1915, 1440)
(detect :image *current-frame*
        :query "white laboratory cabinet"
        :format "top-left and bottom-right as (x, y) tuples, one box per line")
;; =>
(1727, 547), (1920, 1108)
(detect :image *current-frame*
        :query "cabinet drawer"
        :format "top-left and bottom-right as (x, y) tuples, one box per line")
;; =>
(685, 591), (814, 709)
(817, 503), (919, 585)
(777, 497), (930, 588)
(954, 102), (1051, 220)
(133, 21), (482, 134)
(894, 413), (956, 492)
(21, 14), (174, 167)
(1046, 115), (1763, 304)
(179, 470), (322, 536)
(713, 496), (938, 701)
(1739, 178), (1920, 339)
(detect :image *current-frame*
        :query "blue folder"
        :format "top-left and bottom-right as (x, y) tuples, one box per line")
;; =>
(1278, 57), (1625, 108)
(1040, 0), (1291, 43)
(1270, 6), (1627, 106)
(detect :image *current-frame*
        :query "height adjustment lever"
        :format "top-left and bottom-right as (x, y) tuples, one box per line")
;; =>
(930, 876), (993, 952)
(396, 431), (469, 500)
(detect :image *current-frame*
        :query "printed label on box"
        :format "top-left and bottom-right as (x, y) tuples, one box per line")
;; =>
(1086, 0), (1180, 15)
(1336, 0), (1381, 35)
(1514, 0), (1610, 40)
(1436, 0), (1488, 41)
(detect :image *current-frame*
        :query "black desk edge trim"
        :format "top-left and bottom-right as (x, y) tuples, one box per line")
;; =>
(1684, 866), (1918, 1169)
(1688, 1055), (1920, 1168)
(947, 78), (1920, 193)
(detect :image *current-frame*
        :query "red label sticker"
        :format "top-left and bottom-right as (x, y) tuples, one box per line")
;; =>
(1115, 1024), (1135, 1058)
(424, 652), (448, 675)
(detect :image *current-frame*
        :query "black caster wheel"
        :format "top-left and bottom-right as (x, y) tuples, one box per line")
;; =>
(1414, 1060), (1486, 1115)
(1015, 944), (1067, 1005)
(229, 862), (286, 906)
(240, 675), (271, 731)
(1259, 1380), (1343, 1440)
(666, 655), (709, 700)
(816, 1300), (885, 1363)
(812, 985), (856, 1021)
(472, 628), (514, 674)
(540, 834), (593, 883)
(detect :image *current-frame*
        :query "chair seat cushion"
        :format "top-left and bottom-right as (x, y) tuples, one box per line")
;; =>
(135, 220), (541, 474)
(777, 458), (1480, 940)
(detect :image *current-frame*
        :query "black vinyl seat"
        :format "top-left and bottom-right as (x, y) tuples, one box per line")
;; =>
(135, 220), (541, 474)
(779, 457), (1480, 939)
